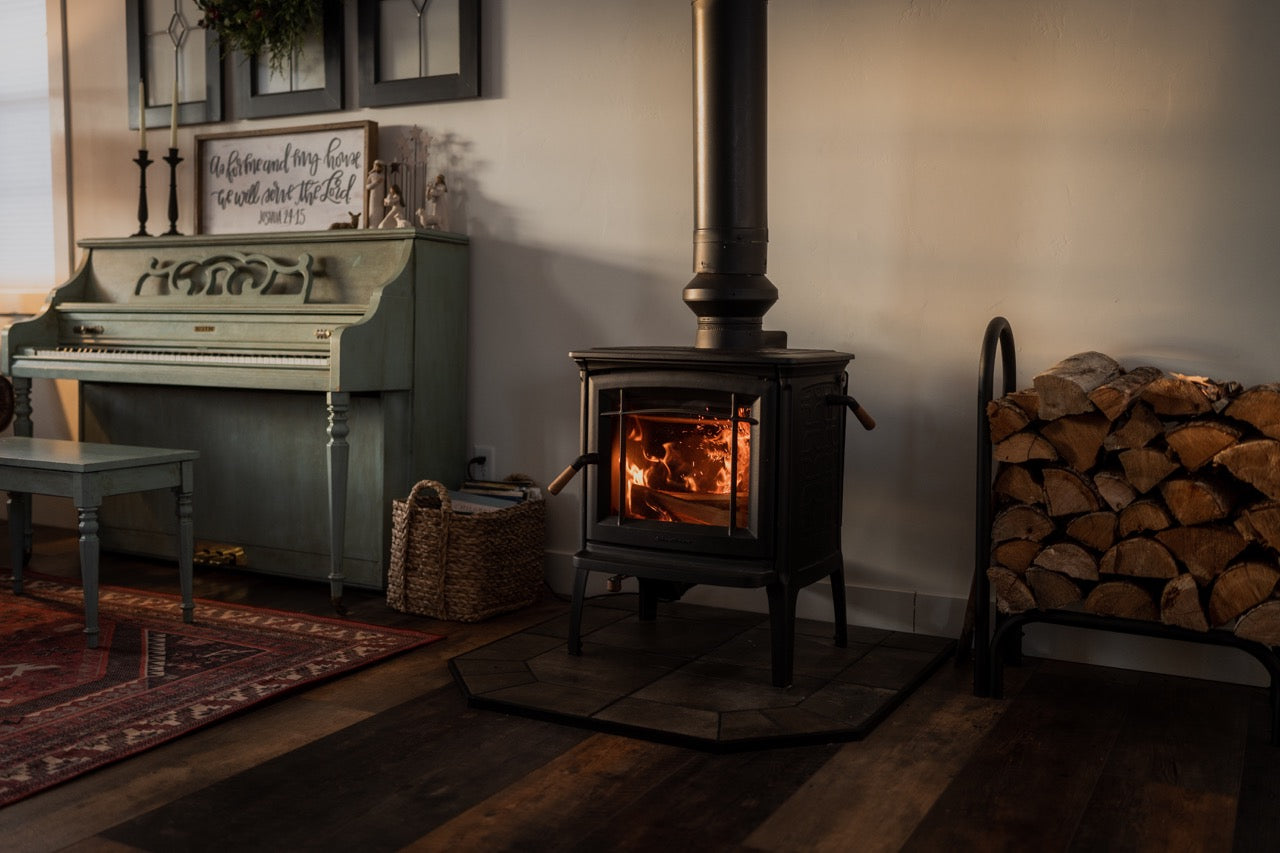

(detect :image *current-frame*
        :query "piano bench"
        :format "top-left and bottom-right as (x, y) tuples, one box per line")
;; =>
(0, 436), (199, 647)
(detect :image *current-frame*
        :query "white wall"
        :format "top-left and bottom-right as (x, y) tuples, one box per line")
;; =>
(54, 0), (1280, 683)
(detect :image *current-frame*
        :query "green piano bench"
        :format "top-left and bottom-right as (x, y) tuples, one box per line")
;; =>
(0, 436), (199, 647)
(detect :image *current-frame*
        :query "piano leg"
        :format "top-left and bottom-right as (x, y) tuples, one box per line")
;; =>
(326, 391), (350, 614)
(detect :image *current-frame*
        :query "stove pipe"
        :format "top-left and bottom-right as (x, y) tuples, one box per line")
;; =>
(683, 0), (786, 350)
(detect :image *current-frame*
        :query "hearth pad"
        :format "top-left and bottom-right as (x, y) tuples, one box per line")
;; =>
(449, 595), (954, 751)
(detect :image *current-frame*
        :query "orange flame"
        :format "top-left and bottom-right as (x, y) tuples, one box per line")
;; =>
(611, 412), (751, 527)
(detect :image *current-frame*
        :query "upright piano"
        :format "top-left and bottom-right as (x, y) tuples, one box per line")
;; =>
(0, 228), (468, 604)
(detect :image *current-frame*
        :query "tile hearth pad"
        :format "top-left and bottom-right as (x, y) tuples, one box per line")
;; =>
(449, 595), (955, 751)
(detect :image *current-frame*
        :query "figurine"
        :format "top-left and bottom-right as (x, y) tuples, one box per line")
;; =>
(364, 160), (386, 228)
(327, 212), (360, 230)
(416, 173), (448, 230)
(379, 184), (409, 228)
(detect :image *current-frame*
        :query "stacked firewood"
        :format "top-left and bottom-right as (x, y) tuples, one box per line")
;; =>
(987, 351), (1280, 646)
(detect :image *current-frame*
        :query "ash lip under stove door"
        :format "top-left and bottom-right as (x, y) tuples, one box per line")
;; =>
(584, 369), (776, 561)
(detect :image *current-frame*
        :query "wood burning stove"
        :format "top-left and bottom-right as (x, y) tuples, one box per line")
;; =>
(548, 0), (875, 687)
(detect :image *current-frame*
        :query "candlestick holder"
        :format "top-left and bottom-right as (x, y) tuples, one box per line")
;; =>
(163, 147), (183, 236)
(132, 149), (153, 237)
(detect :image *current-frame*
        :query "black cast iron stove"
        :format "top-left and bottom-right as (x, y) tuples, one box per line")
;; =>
(549, 0), (874, 688)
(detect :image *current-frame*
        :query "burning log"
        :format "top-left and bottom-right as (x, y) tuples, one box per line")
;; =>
(629, 483), (740, 527)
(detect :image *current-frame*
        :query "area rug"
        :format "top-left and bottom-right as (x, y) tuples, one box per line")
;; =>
(450, 594), (954, 752)
(0, 575), (441, 807)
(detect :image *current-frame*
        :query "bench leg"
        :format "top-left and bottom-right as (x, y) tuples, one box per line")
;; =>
(175, 474), (195, 624)
(78, 504), (101, 648)
(7, 491), (28, 593)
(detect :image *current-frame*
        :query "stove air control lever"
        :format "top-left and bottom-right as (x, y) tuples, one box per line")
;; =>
(826, 394), (877, 431)
(547, 452), (599, 496)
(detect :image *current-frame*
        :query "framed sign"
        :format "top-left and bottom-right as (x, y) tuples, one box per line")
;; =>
(195, 121), (377, 234)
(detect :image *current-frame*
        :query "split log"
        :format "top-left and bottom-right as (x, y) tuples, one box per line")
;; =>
(1159, 477), (1235, 525)
(1117, 499), (1173, 537)
(1235, 501), (1280, 552)
(993, 465), (1042, 506)
(1043, 466), (1102, 516)
(991, 539), (1043, 574)
(1005, 389), (1041, 420)
(1100, 538), (1180, 579)
(1065, 511), (1118, 552)
(1034, 352), (1122, 420)
(1041, 412), (1109, 471)
(993, 432), (1059, 464)
(1234, 600), (1280, 646)
(991, 504), (1055, 543)
(1083, 581), (1158, 621)
(1154, 525), (1247, 586)
(1140, 375), (1212, 416)
(1088, 365), (1164, 421)
(1031, 541), (1099, 581)
(1026, 567), (1082, 610)
(1208, 561), (1280, 626)
(1160, 574), (1209, 632)
(1214, 439), (1280, 501)
(1118, 447), (1180, 494)
(1102, 403), (1164, 452)
(986, 398), (1032, 443)
(1224, 383), (1280, 439)
(1165, 419), (1242, 471)
(987, 566), (1036, 614)
(1094, 470), (1139, 512)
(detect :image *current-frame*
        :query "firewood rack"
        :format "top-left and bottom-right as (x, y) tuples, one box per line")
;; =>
(962, 315), (1280, 744)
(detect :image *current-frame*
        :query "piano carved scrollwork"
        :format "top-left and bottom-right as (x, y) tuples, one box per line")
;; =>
(135, 251), (315, 301)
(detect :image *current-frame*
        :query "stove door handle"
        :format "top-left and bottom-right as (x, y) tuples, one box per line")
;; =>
(826, 394), (877, 431)
(548, 453), (600, 496)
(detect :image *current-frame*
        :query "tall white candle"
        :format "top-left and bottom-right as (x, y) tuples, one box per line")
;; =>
(138, 79), (146, 150)
(170, 63), (179, 150)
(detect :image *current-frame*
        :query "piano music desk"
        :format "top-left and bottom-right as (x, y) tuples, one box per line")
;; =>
(0, 436), (198, 647)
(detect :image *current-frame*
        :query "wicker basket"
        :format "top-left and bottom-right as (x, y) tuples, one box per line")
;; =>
(386, 480), (546, 622)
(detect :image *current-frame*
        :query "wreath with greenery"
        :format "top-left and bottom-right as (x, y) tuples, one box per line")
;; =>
(195, 0), (323, 74)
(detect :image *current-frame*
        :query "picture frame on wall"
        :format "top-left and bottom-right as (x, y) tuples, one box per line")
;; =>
(195, 120), (377, 234)
(235, 0), (345, 119)
(357, 0), (480, 108)
(126, 0), (223, 132)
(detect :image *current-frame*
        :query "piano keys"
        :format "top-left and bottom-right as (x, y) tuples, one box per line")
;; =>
(0, 229), (467, 604)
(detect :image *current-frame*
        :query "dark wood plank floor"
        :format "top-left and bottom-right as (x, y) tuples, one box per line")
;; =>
(2, 526), (1278, 852)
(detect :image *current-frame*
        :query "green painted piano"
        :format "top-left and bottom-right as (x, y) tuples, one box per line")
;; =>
(0, 228), (468, 606)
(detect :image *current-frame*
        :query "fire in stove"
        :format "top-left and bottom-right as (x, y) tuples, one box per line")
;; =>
(614, 409), (752, 528)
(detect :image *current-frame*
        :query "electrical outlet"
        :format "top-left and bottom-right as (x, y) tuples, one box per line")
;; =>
(471, 444), (495, 481)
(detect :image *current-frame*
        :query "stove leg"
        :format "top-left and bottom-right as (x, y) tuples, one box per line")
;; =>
(568, 566), (589, 656)
(637, 579), (658, 621)
(766, 581), (797, 688)
(829, 565), (848, 648)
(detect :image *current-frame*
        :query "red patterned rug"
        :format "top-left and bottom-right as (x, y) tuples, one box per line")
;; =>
(0, 575), (440, 807)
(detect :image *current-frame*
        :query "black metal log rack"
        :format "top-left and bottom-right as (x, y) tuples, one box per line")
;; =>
(966, 316), (1280, 744)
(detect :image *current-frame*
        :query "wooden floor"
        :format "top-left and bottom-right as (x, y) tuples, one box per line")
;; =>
(2, 527), (1278, 853)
